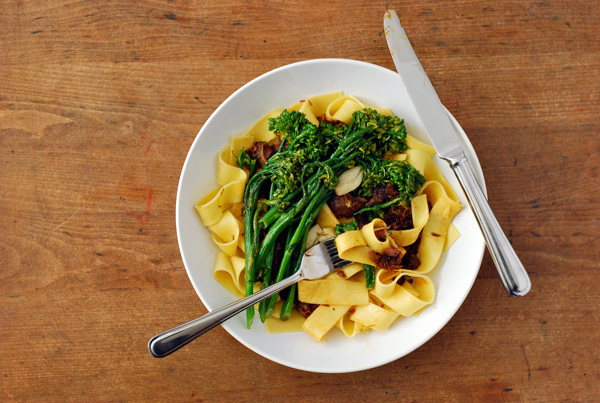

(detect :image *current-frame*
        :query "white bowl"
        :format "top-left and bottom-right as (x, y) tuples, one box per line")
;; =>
(176, 59), (486, 373)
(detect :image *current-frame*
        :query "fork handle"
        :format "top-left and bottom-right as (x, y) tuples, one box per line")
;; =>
(148, 271), (302, 358)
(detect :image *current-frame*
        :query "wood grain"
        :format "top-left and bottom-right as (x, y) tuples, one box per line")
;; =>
(1, 0), (598, 401)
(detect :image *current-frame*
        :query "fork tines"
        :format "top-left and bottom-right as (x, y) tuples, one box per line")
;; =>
(324, 238), (351, 269)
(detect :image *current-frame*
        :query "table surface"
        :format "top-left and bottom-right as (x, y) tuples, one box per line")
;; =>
(1, 1), (598, 401)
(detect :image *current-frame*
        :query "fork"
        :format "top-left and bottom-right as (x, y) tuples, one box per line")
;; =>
(148, 238), (350, 358)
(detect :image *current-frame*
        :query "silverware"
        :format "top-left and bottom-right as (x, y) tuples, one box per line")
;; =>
(148, 238), (350, 358)
(383, 10), (531, 297)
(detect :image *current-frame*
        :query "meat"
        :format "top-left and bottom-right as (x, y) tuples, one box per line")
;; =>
(402, 239), (421, 271)
(383, 247), (400, 257)
(369, 249), (405, 271)
(246, 141), (276, 167)
(297, 302), (318, 318)
(366, 183), (399, 206)
(369, 239), (421, 271)
(374, 228), (387, 242)
(383, 205), (413, 230)
(328, 194), (367, 218)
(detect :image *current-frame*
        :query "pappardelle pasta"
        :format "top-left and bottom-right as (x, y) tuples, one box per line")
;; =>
(195, 92), (462, 342)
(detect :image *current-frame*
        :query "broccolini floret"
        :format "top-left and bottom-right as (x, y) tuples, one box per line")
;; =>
(334, 221), (359, 236)
(265, 110), (338, 207)
(268, 109), (315, 144)
(357, 157), (425, 205)
(235, 149), (257, 176)
(352, 108), (408, 155)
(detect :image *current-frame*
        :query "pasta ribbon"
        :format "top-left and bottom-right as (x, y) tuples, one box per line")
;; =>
(350, 303), (399, 331)
(195, 187), (226, 227)
(264, 301), (306, 333)
(374, 268), (401, 298)
(217, 144), (248, 203)
(335, 230), (376, 266)
(298, 275), (369, 306)
(372, 273), (435, 317)
(388, 194), (429, 247)
(324, 263), (364, 280)
(336, 311), (369, 337)
(196, 143), (249, 226)
(418, 181), (448, 206)
(242, 109), (283, 143)
(302, 305), (351, 342)
(405, 149), (459, 202)
(416, 193), (462, 273)
(297, 100), (319, 126)
(445, 224), (460, 251)
(406, 135), (437, 157)
(230, 202), (244, 222)
(212, 253), (245, 299)
(325, 95), (365, 124)
(361, 218), (398, 253)
(316, 203), (340, 228)
(207, 210), (242, 257)
(307, 91), (344, 117)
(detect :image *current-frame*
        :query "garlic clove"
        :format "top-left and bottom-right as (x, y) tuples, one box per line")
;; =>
(334, 166), (364, 196)
(305, 224), (323, 249)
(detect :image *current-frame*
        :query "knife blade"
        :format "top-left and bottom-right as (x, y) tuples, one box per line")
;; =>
(384, 10), (531, 297)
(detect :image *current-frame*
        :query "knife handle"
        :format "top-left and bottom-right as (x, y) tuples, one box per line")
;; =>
(450, 156), (531, 297)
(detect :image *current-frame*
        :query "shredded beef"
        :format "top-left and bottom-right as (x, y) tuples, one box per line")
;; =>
(328, 194), (367, 218)
(246, 141), (275, 167)
(369, 249), (404, 270)
(317, 115), (346, 125)
(402, 238), (421, 271)
(383, 248), (400, 257)
(374, 228), (387, 241)
(297, 302), (318, 318)
(369, 238), (421, 271)
(383, 205), (413, 230)
(354, 213), (371, 228)
(366, 183), (399, 206)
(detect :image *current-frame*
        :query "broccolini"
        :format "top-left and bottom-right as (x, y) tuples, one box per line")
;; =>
(241, 107), (425, 327)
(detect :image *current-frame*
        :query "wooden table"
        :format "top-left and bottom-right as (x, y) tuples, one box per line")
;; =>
(1, 1), (598, 401)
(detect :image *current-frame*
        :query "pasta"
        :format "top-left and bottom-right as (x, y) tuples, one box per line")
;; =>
(195, 92), (462, 341)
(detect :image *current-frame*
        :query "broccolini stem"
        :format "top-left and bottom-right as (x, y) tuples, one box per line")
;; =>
(251, 201), (303, 280)
(280, 283), (297, 322)
(258, 186), (303, 228)
(243, 188), (261, 329)
(280, 190), (329, 321)
(265, 186), (330, 318)
(252, 170), (323, 274)
(353, 195), (407, 216)
(363, 264), (376, 290)
(257, 241), (276, 322)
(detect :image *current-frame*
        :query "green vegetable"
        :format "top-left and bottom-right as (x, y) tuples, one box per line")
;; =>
(235, 149), (257, 177)
(257, 241), (277, 322)
(334, 221), (359, 236)
(357, 157), (425, 203)
(352, 108), (408, 155)
(363, 264), (376, 290)
(240, 107), (424, 328)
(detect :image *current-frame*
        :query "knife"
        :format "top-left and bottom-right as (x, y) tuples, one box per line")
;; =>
(383, 10), (531, 297)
